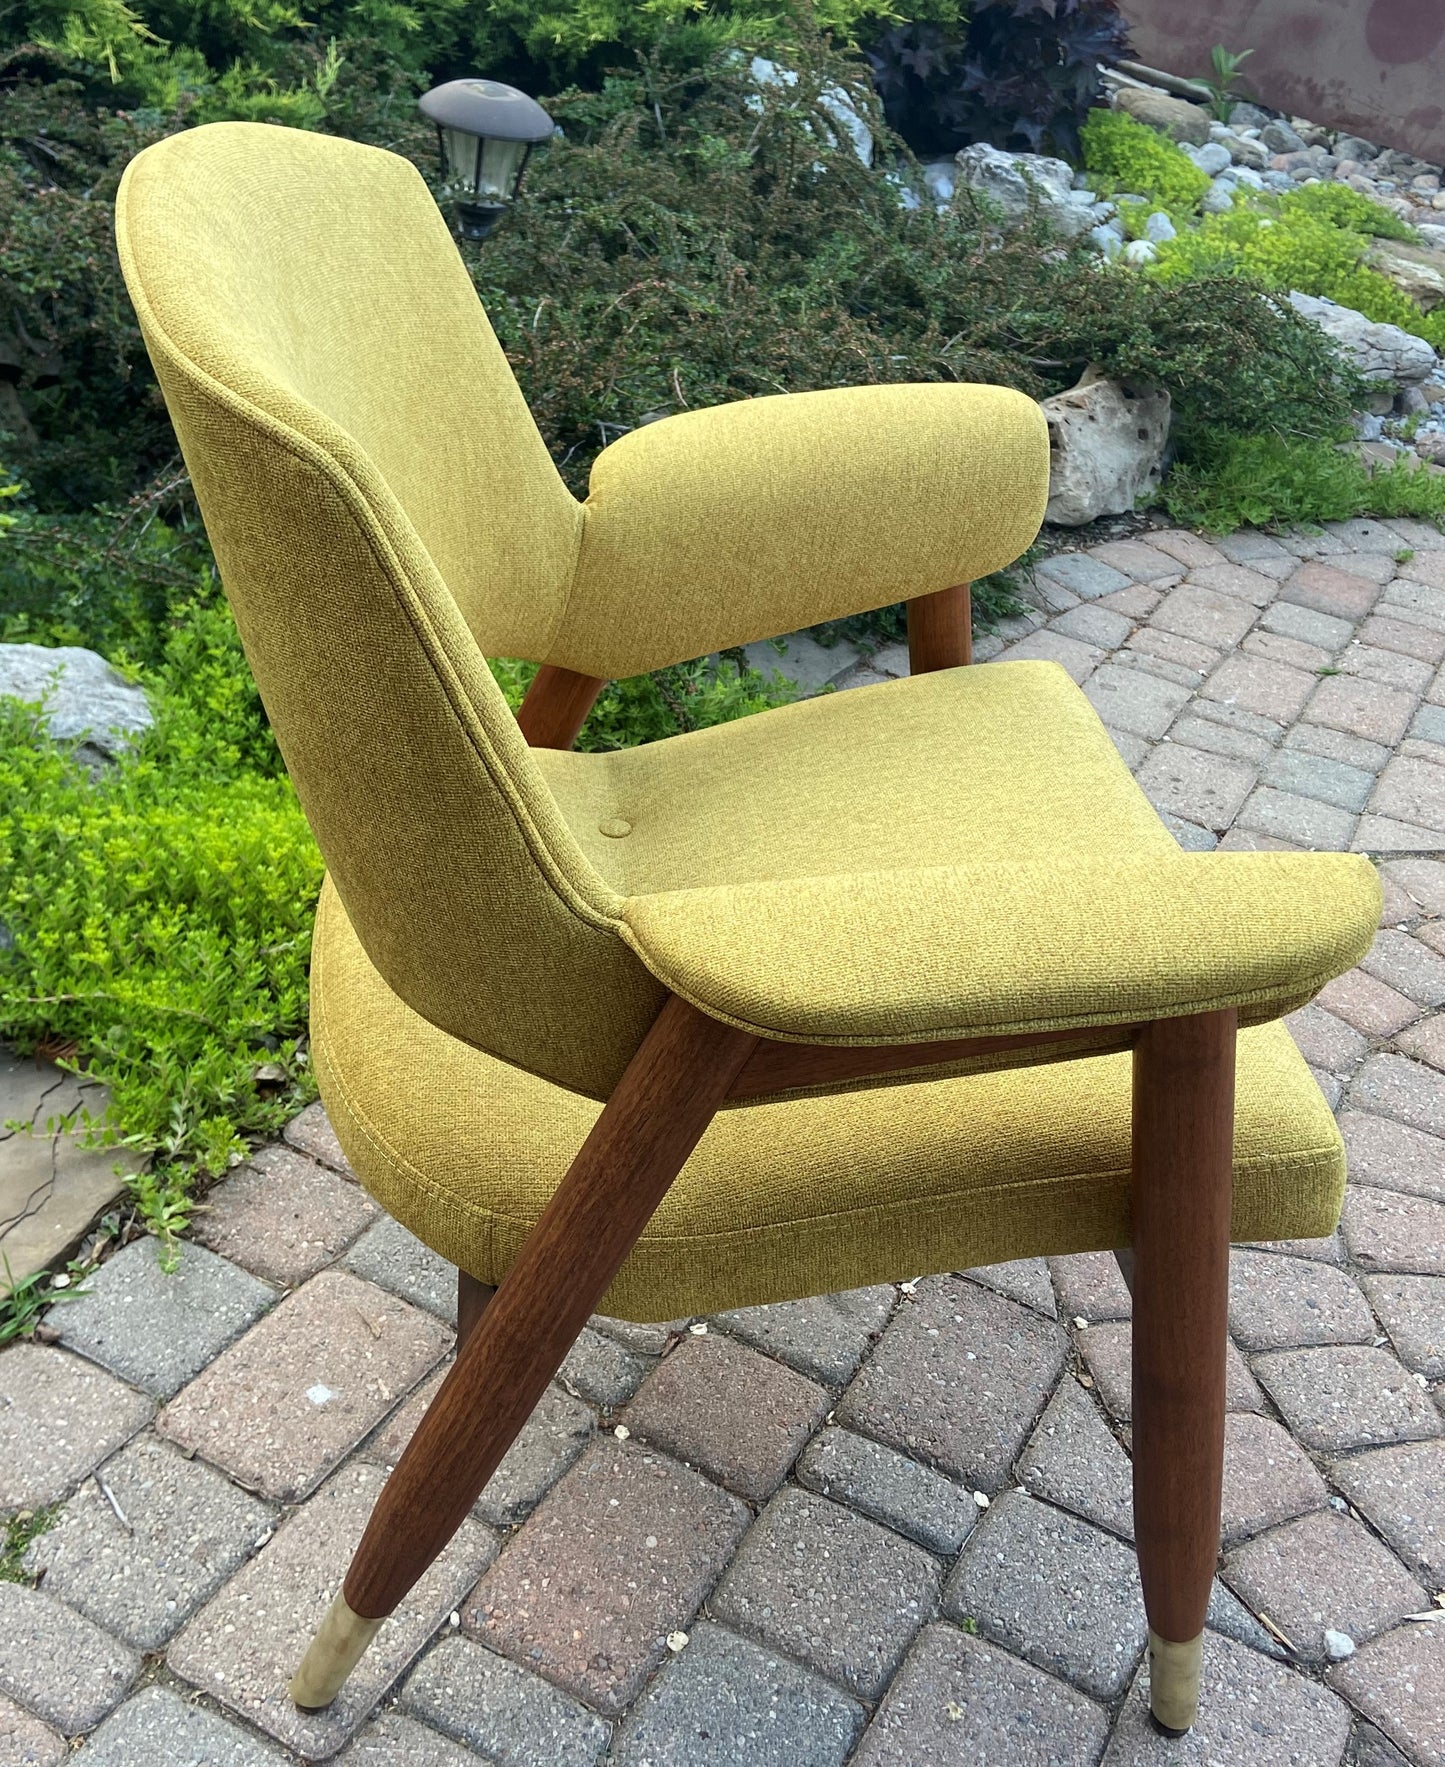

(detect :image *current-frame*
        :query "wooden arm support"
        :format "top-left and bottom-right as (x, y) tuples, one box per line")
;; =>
(516, 665), (606, 750)
(907, 582), (972, 672)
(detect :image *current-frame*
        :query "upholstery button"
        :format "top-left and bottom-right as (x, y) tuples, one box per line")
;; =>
(598, 818), (632, 838)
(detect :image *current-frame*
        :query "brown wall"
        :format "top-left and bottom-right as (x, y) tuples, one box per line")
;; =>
(1123, 0), (1445, 165)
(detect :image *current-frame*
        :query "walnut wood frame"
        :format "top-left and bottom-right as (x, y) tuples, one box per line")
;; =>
(291, 994), (1236, 1737)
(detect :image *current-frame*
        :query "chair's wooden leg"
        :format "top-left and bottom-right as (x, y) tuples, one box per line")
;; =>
(907, 582), (972, 672)
(1131, 1008), (1236, 1738)
(289, 995), (756, 1710)
(456, 1271), (495, 1351)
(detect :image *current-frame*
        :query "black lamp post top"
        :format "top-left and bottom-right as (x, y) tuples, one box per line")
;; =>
(419, 79), (555, 145)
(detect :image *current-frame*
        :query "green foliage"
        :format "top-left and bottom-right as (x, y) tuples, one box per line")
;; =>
(1200, 44), (1253, 122)
(1279, 180), (1417, 242)
(1080, 108), (1210, 217)
(0, 1504), (58, 1583)
(1159, 432), (1445, 533)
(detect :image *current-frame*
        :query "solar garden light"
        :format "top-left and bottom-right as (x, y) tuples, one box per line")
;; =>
(419, 78), (554, 241)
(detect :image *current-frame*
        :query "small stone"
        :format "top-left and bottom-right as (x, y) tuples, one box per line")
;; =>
(1114, 85), (1211, 145)
(80, 1685), (288, 1766)
(0, 1581), (139, 1733)
(710, 1487), (940, 1700)
(612, 1621), (864, 1767)
(851, 1624), (1109, 1767)
(0, 1344), (152, 1510)
(1238, 785), (1356, 849)
(944, 1491), (1145, 1699)
(1325, 1628), (1356, 1660)
(403, 1634), (611, 1767)
(1253, 1344), (1441, 1451)
(798, 1426), (978, 1555)
(23, 1433), (275, 1650)
(1265, 748), (1376, 813)
(1309, 674), (1418, 747)
(1204, 651), (1320, 722)
(1261, 600), (1356, 649)
(53, 1237), (276, 1398)
(1136, 743), (1256, 830)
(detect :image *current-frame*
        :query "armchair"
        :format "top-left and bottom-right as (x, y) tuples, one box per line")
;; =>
(116, 121), (1382, 1739)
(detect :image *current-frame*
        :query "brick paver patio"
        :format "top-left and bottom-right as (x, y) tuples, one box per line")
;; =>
(3, 516), (1445, 1764)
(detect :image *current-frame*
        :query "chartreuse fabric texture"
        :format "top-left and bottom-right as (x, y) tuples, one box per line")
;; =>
(117, 123), (1382, 1319)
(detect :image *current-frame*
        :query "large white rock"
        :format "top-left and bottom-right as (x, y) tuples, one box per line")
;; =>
(0, 643), (153, 759)
(1041, 368), (1172, 527)
(1288, 290), (1439, 387)
(748, 57), (872, 167)
(953, 143), (1094, 238)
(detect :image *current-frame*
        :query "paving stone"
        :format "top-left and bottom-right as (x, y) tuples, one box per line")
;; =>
(1221, 1412), (1328, 1546)
(1159, 810), (1218, 852)
(403, 1635), (611, 1767)
(1168, 712), (1274, 766)
(169, 1461), (494, 1758)
(0, 1580), (138, 1733)
(1384, 572), (1445, 629)
(1311, 1064), (1345, 1110)
(1245, 629), (1334, 674)
(1017, 1374), (1134, 1541)
(612, 1620), (864, 1767)
(1385, 519), (1445, 552)
(1343, 1188), (1445, 1274)
(191, 1143), (377, 1286)
(1330, 1624), (1445, 1767)
(341, 1215), (457, 1322)
(23, 1433), (275, 1650)
(745, 631), (861, 691)
(1104, 1627), (1352, 1765)
(1136, 743), (1256, 830)
(996, 630), (1103, 682)
(159, 1269), (451, 1501)
(1238, 784), (1357, 848)
(466, 1436), (749, 1715)
(364, 1364), (594, 1526)
(0, 1696), (64, 1767)
(1328, 1438), (1445, 1586)
(1424, 921), (1445, 955)
(1308, 676), (1418, 748)
(1228, 1247), (1375, 1350)
(851, 1623), (1110, 1767)
(1354, 812), (1445, 852)
(52, 1237), (276, 1398)
(1097, 583), (1166, 618)
(1343, 643), (1439, 695)
(1370, 757), (1445, 835)
(1049, 1252), (1132, 1321)
(1320, 974), (1422, 1038)
(1246, 1233), (1347, 1266)
(1253, 1345), (1441, 1451)
(590, 1317), (688, 1356)
(1347, 1719), (1414, 1767)
(621, 1333), (828, 1502)
(1365, 1274), (1445, 1377)
(1117, 642), (1210, 688)
(1204, 652), (1319, 723)
(1150, 584), (1257, 648)
(1037, 552), (1131, 599)
(1187, 560), (1280, 607)
(1150, 529), (1225, 570)
(0, 1343), (152, 1509)
(1341, 1113), (1445, 1201)
(283, 1099), (354, 1174)
(80, 1685), (288, 1765)
(1190, 696), (1289, 744)
(1205, 1578), (1291, 1660)
(558, 1325), (650, 1409)
(1283, 562), (1386, 621)
(1260, 600), (1356, 651)
(1219, 531), (1296, 566)
(1286, 1003), (1370, 1074)
(1224, 1508), (1426, 1662)
(1350, 1054), (1445, 1137)
(1263, 748), (1377, 813)
(836, 1275), (1069, 1490)
(1090, 539), (1183, 583)
(963, 1258), (1057, 1318)
(1051, 603), (1133, 650)
(1078, 1321), (1262, 1420)
(710, 1486), (939, 1701)
(944, 1491), (1144, 1700)
(1287, 720), (1394, 773)
(1414, 701), (1445, 744)
(712, 1286), (894, 1385)
(797, 1425), (978, 1556)
(1108, 726), (1153, 769)
(1084, 665), (1192, 739)
(336, 1712), (486, 1767)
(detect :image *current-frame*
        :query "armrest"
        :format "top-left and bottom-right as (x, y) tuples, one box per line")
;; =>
(546, 383), (1048, 679)
(619, 852), (1382, 1046)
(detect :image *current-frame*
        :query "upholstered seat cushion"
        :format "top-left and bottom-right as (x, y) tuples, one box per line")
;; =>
(313, 876), (1345, 1321)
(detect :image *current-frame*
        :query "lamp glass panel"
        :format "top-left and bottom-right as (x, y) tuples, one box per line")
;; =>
(475, 135), (530, 201)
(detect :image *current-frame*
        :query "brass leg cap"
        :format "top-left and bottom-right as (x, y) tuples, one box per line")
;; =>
(1147, 1628), (1203, 1736)
(289, 1592), (384, 1711)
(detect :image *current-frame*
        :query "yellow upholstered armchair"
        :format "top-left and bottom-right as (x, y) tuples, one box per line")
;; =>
(116, 122), (1381, 1738)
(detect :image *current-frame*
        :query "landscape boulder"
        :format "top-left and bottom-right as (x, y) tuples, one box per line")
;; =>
(1112, 85), (1211, 146)
(1367, 239), (1445, 312)
(953, 143), (1093, 237)
(1040, 368), (1171, 527)
(1288, 291), (1439, 389)
(0, 643), (153, 762)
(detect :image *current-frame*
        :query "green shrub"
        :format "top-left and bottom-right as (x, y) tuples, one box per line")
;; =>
(1160, 431), (1445, 533)
(1278, 181), (1417, 242)
(1080, 108), (1210, 216)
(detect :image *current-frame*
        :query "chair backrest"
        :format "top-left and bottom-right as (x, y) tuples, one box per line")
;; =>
(117, 122), (664, 1098)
